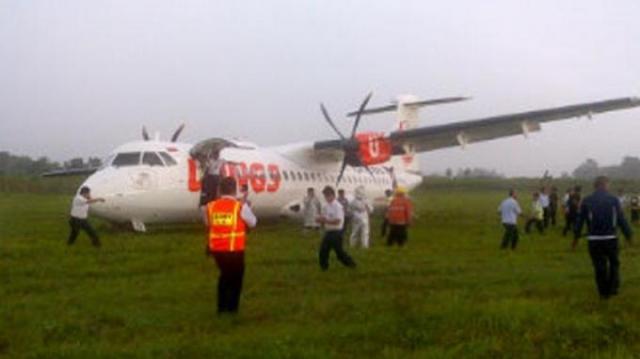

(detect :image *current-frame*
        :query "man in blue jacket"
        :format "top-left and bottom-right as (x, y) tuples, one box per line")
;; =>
(573, 176), (633, 299)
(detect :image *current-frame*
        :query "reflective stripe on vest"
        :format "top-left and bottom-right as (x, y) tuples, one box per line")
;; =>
(208, 198), (246, 252)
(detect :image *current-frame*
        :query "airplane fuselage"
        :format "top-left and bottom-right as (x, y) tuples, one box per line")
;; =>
(83, 140), (422, 226)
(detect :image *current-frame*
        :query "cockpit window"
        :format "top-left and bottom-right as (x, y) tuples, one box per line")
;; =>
(112, 152), (141, 167)
(99, 154), (115, 170)
(142, 152), (164, 167)
(158, 152), (177, 166)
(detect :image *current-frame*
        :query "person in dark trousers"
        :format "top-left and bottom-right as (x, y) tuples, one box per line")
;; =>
(525, 192), (544, 235)
(205, 177), (257, 314)
(68, 186), (105, 247)
(573, 176), (633, 299)
(336, 189), (351, 237)
(539, 187), (551, 228)
(563, 185), (582, 237)
(498, 189), (522, 250)
(630, 194), (640, 224)
(380, 189), (393, 238)
(317, 186), (356, 271)
(549, 186), (559, 227)
(386, 187), (413, 246)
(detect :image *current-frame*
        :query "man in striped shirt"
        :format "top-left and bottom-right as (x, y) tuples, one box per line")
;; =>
(574, 176), (633, 299)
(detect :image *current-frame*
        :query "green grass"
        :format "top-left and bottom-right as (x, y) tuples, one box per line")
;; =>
(3, 182), (640, 358)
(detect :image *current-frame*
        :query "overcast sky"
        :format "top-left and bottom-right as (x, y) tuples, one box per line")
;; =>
(1, 0), (639, 176)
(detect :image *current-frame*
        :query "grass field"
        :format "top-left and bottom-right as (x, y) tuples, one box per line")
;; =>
(3, 179), (640, 358)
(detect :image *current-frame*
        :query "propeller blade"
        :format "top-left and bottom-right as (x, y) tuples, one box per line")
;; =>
(171, 123), (185, 142)
(350, 92), (373, 138)
(142, 126), (150, 141)
(335, 158), (349, 186)
(320, 103), (346, 140)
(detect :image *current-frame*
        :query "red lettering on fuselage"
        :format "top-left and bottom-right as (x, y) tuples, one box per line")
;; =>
(189, 160), (281, 194)
(187, 158), (202, 192)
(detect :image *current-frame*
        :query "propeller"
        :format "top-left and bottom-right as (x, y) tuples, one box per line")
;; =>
(319, 92), (374, 186)
(171, 123), (185, 142)
(142, 126), (150, 141)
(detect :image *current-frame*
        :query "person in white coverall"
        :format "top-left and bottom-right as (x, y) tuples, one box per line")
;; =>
(303, 187), (322, 230)
(349, 186), (373, 248)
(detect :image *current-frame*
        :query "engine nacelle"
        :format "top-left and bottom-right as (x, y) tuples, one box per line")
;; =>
(355, 132), (392, 166)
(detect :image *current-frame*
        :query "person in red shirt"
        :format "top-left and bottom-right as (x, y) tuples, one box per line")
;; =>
(385, 187), (413, 246)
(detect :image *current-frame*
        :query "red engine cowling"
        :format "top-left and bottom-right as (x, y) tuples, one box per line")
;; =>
(355, 132), (392, 165)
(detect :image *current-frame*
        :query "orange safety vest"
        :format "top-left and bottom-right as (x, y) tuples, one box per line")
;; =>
(207, 197), (247, 252)
(386, 196), (412, 225)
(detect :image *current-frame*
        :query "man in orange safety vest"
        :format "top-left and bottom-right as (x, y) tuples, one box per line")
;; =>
(206, 177), (257, 314)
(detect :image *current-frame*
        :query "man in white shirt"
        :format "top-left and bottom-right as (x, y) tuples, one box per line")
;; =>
(538, 187), (551, 228)
(68, 186), (105, 247)
(498, 189), (522, 250)
(200, 149), (226, 207)
(316, 186), (356, 270)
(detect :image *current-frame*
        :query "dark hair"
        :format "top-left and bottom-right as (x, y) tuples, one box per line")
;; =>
(574, 185), (582, 192)
(338, 189), (345, 195)
(594, 176), (609, 189)
(508, 188), (515, 197)
(79, 186), (90, 195)
(322, 186), (335, 197)
(219, 177), (237, 195)
(307, 187), (314, 192)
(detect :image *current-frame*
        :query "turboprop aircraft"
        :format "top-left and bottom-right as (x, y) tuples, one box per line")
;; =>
(45, 94), (640, 231)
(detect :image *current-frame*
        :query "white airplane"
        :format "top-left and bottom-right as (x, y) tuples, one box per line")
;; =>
(45, 94), (640, 231)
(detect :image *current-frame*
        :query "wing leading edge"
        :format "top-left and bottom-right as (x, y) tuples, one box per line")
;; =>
(314, 97), (640, 154)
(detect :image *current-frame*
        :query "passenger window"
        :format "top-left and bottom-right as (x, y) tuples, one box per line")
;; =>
(159, 152), (177, 166)
(283, 171), (289, 181)
(303, 172), (309, 181)
(112, 152), (141, 167)
(310, 173), (316, 181)
(143, 152), (165, 167)
(297, 172), (303, 181)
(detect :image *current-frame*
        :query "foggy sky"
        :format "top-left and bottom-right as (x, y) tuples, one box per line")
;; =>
(1, 0), (639, 177)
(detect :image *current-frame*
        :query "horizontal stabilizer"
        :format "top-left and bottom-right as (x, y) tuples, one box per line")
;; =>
(347, 96), (470, 117)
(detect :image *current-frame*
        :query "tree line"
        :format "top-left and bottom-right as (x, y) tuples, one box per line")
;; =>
(572, 156), (640, 179)
(0, 151), (102, 176)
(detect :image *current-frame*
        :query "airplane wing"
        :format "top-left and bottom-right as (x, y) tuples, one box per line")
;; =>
(389, 97), (640, 152)
(314, 97), (640, 155)
(41, 167), (99, 177)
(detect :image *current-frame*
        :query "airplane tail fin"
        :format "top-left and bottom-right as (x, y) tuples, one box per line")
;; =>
(391, 95), (421, 174)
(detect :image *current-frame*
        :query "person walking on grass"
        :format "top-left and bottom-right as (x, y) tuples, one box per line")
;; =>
(549, 186), (559, 227)
(349, 186), (372, 248)
(525, 192), (544, 235)
(573, 176), (633, 300)
(539, 186), (551, 228)
(205, 177), (257, 314)
(563, 186), (582, 237)
(317, 186), (356, 271)
(498, 189), (522, 250)
(67, 186), (105, 248)
(386, 186), (413, 246)
(630, 194), (640, 225)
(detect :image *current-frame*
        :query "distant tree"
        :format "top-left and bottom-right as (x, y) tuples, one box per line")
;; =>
(64, 158), (85, 169)
(87, 157), (102, 168)
(445, 168), (453, 179)
(572, 158), (599, 179)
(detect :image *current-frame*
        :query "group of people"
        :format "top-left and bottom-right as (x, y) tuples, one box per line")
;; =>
(302, 185), (414, 248)
(499, 176), (634, 299)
